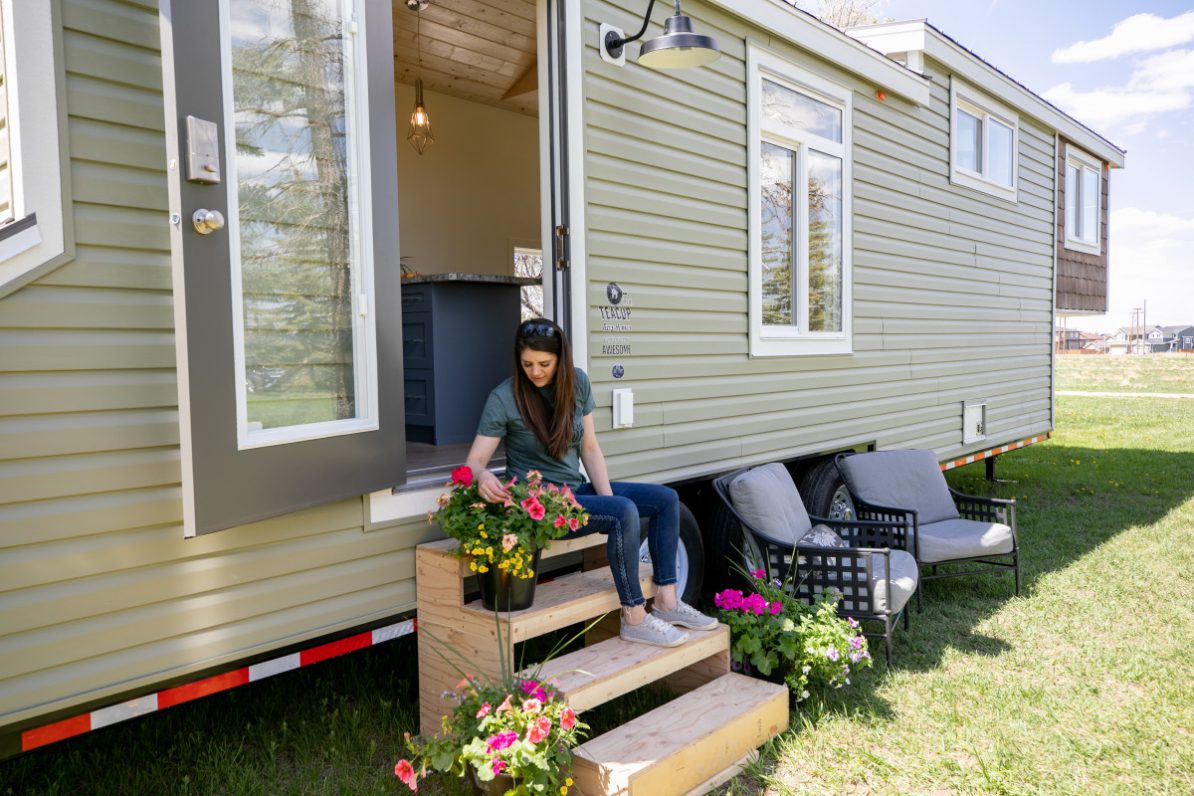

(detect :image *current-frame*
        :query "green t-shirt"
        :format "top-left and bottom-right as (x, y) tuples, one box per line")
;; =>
(477, 367), (596, 489)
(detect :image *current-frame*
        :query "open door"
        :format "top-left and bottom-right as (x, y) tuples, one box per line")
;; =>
(544, 0), (573, 336)
(160, 0), (405, 536)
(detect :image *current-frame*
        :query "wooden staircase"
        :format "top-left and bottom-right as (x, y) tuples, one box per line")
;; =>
(416, 535), (789, 796)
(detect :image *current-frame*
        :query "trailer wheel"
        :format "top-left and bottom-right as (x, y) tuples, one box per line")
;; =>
(702, 499), (765, 595)
(800, 458), (856, 520)
(638, 502), (704, 605)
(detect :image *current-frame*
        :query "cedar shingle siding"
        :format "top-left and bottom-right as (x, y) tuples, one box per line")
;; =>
(1055, 138), (1109, 313)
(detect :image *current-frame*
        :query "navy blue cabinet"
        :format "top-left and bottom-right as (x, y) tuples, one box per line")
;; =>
(401, 276), (526, 445)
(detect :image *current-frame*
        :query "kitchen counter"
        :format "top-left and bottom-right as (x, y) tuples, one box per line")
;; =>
(402, 272), (539, 286)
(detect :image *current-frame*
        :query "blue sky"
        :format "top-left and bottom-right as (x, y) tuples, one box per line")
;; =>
(803, 1), (1194, 333)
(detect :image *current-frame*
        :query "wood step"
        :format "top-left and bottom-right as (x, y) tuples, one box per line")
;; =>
(570, 673), (789, 796)
(459, 565), (657, 644)
(531, 624), (730, 713)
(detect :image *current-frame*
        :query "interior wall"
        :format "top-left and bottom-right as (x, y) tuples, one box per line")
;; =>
(394, 83), (541, 277)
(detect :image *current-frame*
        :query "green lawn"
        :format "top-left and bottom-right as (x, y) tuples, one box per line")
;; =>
(4, 382), (1193, 794)
(726, 395), (1194, 795)
(1055, 353), (1194, 393)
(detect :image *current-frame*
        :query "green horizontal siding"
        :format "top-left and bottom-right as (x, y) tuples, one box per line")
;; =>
(582, 0), (1057, 483)
(0, 0), (423, 731)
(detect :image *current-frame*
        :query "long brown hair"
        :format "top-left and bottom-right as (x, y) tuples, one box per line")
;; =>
(512, 318), (576, 460)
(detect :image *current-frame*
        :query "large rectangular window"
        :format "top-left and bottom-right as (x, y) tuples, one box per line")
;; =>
(1064, 145), (1101, 254)
(223, 0), (377, 449)
(950, 79), (1018, 203)
(748, 46), (852, 356)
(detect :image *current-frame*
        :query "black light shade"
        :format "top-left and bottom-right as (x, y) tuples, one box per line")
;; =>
(638, 12), (720, 68)
(602, 0), (720, 70)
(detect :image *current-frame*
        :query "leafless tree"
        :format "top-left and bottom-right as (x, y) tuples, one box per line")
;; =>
(793, 0), (887, 29)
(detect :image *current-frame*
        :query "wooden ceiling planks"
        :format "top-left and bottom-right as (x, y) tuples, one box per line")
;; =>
(393, 0), (538, 115)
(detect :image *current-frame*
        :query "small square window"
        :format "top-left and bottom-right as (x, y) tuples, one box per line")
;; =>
(950, 80), (1018, 203)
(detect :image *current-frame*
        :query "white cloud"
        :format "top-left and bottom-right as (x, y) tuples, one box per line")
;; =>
(1052, 11), (1194, 63)
(1041, 80), (1189, 130)
(1042, 47), (1194, 131)
(1088, 208), (1194, 332)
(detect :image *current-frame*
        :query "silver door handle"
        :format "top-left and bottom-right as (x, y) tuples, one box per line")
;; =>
(192, 209), (225, 235)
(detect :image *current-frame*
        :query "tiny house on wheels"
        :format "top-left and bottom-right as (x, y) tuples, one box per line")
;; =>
(0, 0), (1123, 756)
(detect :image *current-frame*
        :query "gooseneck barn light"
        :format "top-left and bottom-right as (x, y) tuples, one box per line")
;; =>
(602, 0), (720, 69)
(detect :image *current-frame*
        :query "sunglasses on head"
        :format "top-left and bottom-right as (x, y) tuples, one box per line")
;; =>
(518, 321), (557, 338)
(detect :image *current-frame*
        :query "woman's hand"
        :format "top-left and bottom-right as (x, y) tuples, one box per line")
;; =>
(476, 469), (510, 503)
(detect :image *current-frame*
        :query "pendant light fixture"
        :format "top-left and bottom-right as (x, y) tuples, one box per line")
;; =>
(406, 0), (434, 154)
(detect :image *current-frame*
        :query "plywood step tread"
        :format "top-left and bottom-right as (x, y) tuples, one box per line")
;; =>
(418, 532), (606, 563)
(460, 565), (656, 643)
(571, 673), (789, 796)
(530, 625), (729, 714)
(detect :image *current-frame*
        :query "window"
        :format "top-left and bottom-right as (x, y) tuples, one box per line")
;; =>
(224, 0), (378, 449)
(747, 46), (852, 356)
(0, 1), (71, 296)
(513, 245), (543, 320)
(950, 79), (1018, 202)
(1064, 145), (1101, 254)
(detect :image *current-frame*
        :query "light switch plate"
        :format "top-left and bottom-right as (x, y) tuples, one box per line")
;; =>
(612, 387), (634, 428)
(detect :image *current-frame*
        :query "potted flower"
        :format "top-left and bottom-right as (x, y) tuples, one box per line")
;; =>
(395, 614), (593, 795)
(433, 466), (589, 610)
(713, 569), (872, 701)
(395, 673), (587, 795)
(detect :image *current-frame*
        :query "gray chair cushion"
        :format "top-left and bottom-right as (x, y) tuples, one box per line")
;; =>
(798, 523), (846, 548)
(917, 518), (1014, 563)
(838, 450), (960, 525)
(871, 550), (919, 614)
(811, 549), (918, 615)
(729, 463), (812, 545)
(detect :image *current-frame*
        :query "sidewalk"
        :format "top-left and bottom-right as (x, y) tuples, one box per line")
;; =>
(1057, 390), (1194, 399)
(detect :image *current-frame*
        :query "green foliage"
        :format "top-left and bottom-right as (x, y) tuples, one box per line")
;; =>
(433, 467), (589, 579)
(714, 569), (871, 700)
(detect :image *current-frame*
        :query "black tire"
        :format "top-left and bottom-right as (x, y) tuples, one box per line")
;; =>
(637, 502), (704, 605)
(799, 457), (856, 520)
(701, 496), (765, 596)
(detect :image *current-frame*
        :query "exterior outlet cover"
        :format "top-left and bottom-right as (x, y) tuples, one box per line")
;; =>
(612, 388), (634, 428)
(599, 23), (627, 67)
(963, 401), (987, 444)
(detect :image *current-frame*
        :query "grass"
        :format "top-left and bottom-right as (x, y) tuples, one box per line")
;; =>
(1055, 352), (1194, 393)
(720, 394), (1194, 795)
(4, 363), (1193, 794)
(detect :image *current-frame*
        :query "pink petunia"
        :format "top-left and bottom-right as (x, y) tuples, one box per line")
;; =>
(476, 702), (491, 719)
(769, 600), (782, 615)
(568, 517), (580, 532)
(521, 697), (543, 714)
(554, 514), (566, 529)
(526, 715), (552, 744)
(521, 496), (546, 521)
(492, 760), (507, 775)
(561, 707), (577, 730)
(487, 731), (519, 752)
(394, 759), (418, 792)
(495, 694), (513, 713)
(501, 533), (518, 552)
(751, 568), (766, 579)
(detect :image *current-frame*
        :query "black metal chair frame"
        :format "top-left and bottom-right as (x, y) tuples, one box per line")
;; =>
(713, 468), (915, 666)
(834, 452), (1021, 611)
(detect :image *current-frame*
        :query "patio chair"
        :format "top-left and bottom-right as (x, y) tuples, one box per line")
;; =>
(713, 463), (918, 665)
(834, 450), (1020, 608)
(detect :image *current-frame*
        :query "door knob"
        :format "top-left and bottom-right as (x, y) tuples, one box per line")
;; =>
(192, 208), (225, 235)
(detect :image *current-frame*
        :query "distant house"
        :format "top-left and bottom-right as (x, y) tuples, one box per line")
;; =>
(1055, 327), (1084, 351)
(1160, 325), (1194, 351)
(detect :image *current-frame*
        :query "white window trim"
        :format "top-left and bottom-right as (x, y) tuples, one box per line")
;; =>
(747, 44), (853, 357)
(0, 0), (72, 297)
(219, 0), (380, 450)
(1064, 144), (1102, 255)
(950, 78), (1018, 203)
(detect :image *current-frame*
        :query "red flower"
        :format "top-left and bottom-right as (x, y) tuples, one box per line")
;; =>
(554, 514), (566, 529)
(561, 707), (577, 730)
(568, 517), (580, 532)
(394, 759), (418, 791)
(451, 466), (473, 487)
(527, 715), (552, 744)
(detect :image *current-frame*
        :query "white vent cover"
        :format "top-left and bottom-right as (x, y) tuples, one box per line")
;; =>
(963, 401), (987, 444)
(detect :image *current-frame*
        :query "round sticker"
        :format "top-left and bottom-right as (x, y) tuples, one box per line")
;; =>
(612, 364), (625, 379)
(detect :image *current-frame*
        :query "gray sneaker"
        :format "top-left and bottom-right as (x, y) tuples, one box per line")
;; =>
(620, 613), (689, 647)
(652, 600), (719, 631)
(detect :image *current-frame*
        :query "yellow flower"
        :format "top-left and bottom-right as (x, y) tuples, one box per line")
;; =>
(560, 788), (567, 795)
(469, 561), (477, 572)
(477, 565), (488, 573)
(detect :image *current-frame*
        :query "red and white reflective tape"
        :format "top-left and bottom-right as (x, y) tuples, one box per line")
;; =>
(20, 618), (416, 753)
(939, 434), (1051, 471)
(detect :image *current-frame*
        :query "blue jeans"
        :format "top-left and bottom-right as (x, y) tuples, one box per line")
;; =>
(574, 481), (679, 607)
